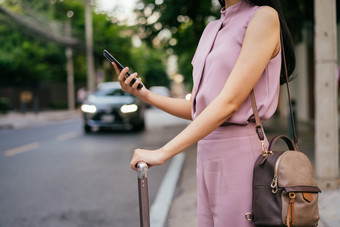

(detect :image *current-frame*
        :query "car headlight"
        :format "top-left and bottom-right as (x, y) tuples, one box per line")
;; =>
(120, 104), (138, 113)
(81, 104), (97, 113)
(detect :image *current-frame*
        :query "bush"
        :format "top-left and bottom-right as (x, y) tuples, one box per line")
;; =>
(0, 97), (9, 114)
(49, 101), (68, 110)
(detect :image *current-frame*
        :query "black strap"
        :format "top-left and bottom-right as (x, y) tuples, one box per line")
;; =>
(280, 32), (299, 149)
(268, 135), (295, 151)
(251, 30), (299, 150)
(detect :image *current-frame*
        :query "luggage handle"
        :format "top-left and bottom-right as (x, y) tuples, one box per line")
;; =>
(137, 162), (148, 179)
(268, 135), (295, 151)
(137, 162), (150, 227)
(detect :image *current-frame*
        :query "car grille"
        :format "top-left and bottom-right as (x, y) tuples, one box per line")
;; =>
(92, 107), (124, 123)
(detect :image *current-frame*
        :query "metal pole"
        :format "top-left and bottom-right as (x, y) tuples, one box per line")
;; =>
(314, 0), (339, 189)
(137, 162), (150, 227)
(65, 18), (75, 110)
(85, 0), (96, 93)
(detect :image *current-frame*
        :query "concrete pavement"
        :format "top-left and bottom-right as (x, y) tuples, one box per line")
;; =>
(167, 116), (340, 227)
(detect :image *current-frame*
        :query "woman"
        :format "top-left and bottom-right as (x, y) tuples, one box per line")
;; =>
(113, 0), (295, 226)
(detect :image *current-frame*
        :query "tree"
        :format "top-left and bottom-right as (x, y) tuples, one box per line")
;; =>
(135, 0), (220, 85)
(130, 43), (170, 88)
(0, 0), (170, 111)
(0, 22), (66, 87)
(0, 0), (138, 87)
(0, 0), (84, 88)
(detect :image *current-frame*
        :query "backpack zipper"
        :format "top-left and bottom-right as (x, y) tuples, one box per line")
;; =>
(271, 153), (284, 194)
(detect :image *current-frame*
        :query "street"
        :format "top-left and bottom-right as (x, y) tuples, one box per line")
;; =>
(0, 109), (189, 227)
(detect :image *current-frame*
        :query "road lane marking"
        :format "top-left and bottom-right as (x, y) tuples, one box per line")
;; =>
(3, 142), (40, 157)
(56, 131), (78, 142)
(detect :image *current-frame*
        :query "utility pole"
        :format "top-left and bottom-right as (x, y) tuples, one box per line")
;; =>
(85, 0), (96, 93)
(314, 0), (339, 189)
(65, 10), (75, 110)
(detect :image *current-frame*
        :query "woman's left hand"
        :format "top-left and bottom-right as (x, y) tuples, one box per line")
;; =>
(130, 148), (167, 171)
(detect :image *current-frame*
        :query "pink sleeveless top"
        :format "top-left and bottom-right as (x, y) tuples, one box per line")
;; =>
(191, 0), (281, 124)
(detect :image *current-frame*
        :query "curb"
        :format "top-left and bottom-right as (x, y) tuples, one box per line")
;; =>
(150, 152), (186, 227)
(0, 110), (80, 130)
(318, 219), (327, 227)
(0, 123), (14, 129)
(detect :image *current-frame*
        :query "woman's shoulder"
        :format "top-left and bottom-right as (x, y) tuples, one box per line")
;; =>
(252, 6), (279, 25)
(247, 5), (279, 33)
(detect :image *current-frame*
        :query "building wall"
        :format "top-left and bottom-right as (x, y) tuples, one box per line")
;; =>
(279, 24), (313, 122)
(293, 29), (310, 121)
(284, 22), (339, 123)
(0, 83), (71, 111)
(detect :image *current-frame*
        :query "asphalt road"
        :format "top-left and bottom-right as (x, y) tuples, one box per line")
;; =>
(0, 109), (189, 227)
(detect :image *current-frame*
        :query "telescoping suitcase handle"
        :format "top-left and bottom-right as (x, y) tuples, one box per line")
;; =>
(137, 162), (150, 227)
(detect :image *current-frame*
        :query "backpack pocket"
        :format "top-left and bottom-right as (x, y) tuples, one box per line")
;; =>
(282, 186), (321, 227)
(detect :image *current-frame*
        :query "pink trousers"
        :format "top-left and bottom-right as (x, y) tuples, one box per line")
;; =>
(197, 123), (265, 227)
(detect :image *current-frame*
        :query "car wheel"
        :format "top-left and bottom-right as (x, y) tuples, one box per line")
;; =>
(84, 124), (91, 133)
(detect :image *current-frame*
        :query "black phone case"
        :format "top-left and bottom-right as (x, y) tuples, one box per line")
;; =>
(103, 50), (143, 89)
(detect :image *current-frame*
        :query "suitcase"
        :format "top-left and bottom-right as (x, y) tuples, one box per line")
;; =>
(137, 162), (150, 227)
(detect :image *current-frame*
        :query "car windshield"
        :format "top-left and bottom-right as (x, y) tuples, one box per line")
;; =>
(92, 88), (130, 97)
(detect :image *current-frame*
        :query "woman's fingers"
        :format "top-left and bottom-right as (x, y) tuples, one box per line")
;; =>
(130, 162), (137, 171)
(118, 67), (129, 90)
(112, 62), (120, 75)
(116, 67), (144, 95)
(130, 148), (141, 171)
(132, 78), (142, 89)
(118, 67), (129, 81)
(130, 148), (166, 171)
(124, 72), (138, 87)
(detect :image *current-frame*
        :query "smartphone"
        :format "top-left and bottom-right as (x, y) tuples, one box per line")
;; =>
(103, 49), (143, 89)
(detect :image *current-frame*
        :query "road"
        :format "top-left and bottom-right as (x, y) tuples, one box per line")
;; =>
(0, 109), (190, 227)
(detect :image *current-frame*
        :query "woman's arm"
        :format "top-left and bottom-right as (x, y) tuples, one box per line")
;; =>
(113, 65), (193, 120)
(141, 90), (192, 120)
(130, 6), (280, 169)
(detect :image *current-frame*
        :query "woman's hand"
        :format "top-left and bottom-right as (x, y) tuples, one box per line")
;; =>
(112, 62), (149, 99)
(130, 148), (168, 171)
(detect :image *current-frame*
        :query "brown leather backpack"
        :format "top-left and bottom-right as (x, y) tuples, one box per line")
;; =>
(249, 135), (321, 227)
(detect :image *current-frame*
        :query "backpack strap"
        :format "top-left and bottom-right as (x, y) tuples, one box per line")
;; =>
(251, 30), (299, 151)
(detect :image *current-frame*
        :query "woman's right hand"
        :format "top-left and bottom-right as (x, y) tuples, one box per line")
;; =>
(112, 62), (149, 99)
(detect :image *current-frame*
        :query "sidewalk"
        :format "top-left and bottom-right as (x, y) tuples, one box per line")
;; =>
(167, 117), (340, 227)
(0, 110), (81, 130)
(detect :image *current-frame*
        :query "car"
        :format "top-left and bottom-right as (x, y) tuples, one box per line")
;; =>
(148, 86), (170, 108)
(149, 86), (170, 97)
(81, 82), (145, 132)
